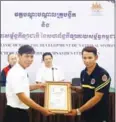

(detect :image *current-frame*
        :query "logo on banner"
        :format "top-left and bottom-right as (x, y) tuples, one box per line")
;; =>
(91, 78), (96, 85)
(91, 2), (103, 16)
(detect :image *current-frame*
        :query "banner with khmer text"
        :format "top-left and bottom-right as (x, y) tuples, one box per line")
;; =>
(1, 1), (115, 87)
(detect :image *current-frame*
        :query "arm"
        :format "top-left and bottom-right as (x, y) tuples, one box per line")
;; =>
(79, 91), (103, 112)
(65, 92), (103, 116)
(29, 83), (45, 91)
(17, 92), (54, 116)
(65, 73), (111, 116)
(71, 86), (83, 93)
(8, 72), (53, 116)
(79, 73), (111, 112)
(17, 92), (44, 110)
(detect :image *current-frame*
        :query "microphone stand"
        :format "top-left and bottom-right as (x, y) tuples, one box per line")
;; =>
(52, 67), (54, 81)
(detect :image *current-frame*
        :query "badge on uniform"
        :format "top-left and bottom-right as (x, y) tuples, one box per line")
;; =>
(91, 78), (96, 85)
(82, 78), (84, 82)
(102, 74), (108, 82)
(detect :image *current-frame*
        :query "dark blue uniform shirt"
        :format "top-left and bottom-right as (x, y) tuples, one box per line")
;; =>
(81, 63), (111, 122)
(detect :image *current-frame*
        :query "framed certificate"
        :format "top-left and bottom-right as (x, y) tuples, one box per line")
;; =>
(44, 82), (72, 114)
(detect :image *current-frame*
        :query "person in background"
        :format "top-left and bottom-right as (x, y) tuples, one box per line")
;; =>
(35, 52), (65, 86)
(0, 53), (17, 86)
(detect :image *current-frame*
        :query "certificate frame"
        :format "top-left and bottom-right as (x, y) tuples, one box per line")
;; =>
(44, 81), (72, 114)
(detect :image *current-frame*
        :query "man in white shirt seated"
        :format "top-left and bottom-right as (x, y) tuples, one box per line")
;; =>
(36, 52), (65, 85)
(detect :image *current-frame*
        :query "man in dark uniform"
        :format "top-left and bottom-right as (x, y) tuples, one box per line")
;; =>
(65, 46), (111, 122)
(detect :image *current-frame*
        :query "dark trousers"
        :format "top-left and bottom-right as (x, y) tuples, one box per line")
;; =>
(84, 119), (108, 122)
(3, 105), (29, 122)
(82, 112), (109, 122)
(83, 116), (109, 122)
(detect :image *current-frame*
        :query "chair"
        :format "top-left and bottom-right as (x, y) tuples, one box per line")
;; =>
(72, 78), (81, 86)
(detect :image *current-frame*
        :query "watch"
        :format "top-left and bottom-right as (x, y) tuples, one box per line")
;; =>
(76, 108), (81, 115)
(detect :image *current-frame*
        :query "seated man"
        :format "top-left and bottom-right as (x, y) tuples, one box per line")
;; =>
(0, 53), (17, 86)
(36, 52), (65, 84)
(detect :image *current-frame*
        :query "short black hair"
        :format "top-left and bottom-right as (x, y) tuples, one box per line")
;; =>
(82, 46), (97, 56)
(18, 45), (35, 55)
(42, 52), (53, 61)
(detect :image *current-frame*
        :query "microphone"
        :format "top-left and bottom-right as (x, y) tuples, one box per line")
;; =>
(52, 67), (57, 70)
(52, 67), (58, 81)
(52, 67), (54, 81)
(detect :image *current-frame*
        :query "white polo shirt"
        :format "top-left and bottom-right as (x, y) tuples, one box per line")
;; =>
(6, 63), (30, 109)
(36, 65), (65, 83)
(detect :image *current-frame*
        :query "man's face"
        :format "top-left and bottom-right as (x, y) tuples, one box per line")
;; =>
(82, 51), (98, 68)
(43, 55), (53, 67)
(8, 54), (17, 66)
(18, 54), (34, 68)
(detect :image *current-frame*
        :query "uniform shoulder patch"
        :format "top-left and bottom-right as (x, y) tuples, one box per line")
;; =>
(102, 74), (108, 82)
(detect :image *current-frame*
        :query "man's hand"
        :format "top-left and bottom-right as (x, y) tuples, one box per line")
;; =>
(71, 86), (83, 93)
(17, 92), (55, 116)
(35, 82), (46, 90)
(37, 83), (46, 89)
(30, 83), (46, 91)
(41, 108), (55, 116)
(67, 82), (71, 88)
(64, 109), (77, 116)
(71, 86), (77, 91)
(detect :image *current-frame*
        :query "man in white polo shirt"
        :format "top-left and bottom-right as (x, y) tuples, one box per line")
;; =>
(36, 52), (65, 85)
(3, 45), (54, 122)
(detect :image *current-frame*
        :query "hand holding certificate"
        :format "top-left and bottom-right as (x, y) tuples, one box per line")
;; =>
(44, 82), (72, 114)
